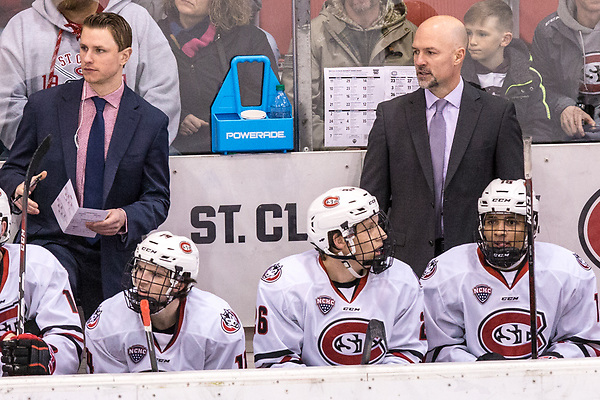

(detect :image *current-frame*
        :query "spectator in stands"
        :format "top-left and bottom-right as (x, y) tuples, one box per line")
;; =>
(0, 0), (180, 153)
(86, 232), (246, 372)
(462, 0), (553, 142)
(422, 179), (600, 361)
(0, 13), (170, 320)
(532, 0), (600, 140)
(281, 0), (417, 150)
(253, 187), (426, 367)
(159, 0), (277, 154)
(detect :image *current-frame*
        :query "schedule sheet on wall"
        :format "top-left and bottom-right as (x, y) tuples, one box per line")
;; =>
(323, 66), (418, 147)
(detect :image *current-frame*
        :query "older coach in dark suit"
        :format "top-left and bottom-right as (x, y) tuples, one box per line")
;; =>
(0, 13), (169, 318)
(360, 15), (524, 277)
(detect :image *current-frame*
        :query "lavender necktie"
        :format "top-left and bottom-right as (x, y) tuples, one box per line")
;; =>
(429, 98), (448, 239)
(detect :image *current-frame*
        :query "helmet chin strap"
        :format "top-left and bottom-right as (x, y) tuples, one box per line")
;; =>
(342, 260), (368, 279)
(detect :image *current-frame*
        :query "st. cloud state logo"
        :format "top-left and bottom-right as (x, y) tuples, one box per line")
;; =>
(478, 308), (547, 358)
(318, 318), (386, 365)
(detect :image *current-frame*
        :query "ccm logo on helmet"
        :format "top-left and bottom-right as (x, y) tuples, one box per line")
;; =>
(318, 318), (386, 365)
(323, 196), (340, 208)
(141, 246), (157, 254)
(180, 241), (193, 253)
(478, 308), (547, 359)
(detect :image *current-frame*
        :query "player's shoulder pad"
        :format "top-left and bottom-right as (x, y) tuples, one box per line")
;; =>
(536, 242), (594, 275)
(420, 243), (477, 283)
(259, 250), (316, 286)
(186, 290), (244, 336)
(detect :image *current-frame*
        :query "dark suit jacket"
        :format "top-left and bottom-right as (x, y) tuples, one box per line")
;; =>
(360, 83), (524, 277)
(0, 79), (170, 297)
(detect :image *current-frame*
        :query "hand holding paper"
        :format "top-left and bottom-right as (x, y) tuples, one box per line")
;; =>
(51, 180), (109, 238)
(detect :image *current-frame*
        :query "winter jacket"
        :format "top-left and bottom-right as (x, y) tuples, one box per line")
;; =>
(282, 0), (416, 149)
(158, 19), (277, 154)
(462, 38), (552, 142)
(531, 0), (600, 140)
(0, 0), (180, 149)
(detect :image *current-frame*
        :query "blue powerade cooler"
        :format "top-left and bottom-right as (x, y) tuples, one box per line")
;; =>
(211, 55), (294, 154)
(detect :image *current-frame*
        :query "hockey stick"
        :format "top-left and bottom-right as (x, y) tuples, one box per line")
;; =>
(361, 319), (386, 365)
(524, 136), (538, 359)
(17, 134), (52, 335)
(140, 299), (159, 372)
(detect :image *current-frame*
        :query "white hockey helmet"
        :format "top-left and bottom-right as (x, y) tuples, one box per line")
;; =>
(477, 179), (538, 270)
(125, 231), (199, 313)
(307, 186), (393, 274)
(0, 189), (11, 245)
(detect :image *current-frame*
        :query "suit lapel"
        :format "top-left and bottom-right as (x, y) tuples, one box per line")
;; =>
(446, 84), (482, 187)
(408, 89), (435, 193)
(58, 80), (84, 186)
(104, 86), (140, 202)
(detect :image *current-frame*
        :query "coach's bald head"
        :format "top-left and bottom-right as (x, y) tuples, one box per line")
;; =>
(412, 15), (468, 98)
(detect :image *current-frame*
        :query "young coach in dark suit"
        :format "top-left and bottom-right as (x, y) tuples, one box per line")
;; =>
(360, 16), (524, 277)
(0, 13), (170, 318)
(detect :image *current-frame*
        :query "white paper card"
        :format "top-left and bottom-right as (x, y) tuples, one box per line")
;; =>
(51, 180), (109, 238)
(324, 66), (418, 147)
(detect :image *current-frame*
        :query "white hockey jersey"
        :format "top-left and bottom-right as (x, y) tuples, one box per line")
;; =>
(85, 288), (246, 373)
(253, 250), (426, 367)
(421, 242), (600, 362)
(0, 244), (83, 375)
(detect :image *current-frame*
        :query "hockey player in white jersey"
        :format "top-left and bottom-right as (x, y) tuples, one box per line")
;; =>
(253, 186), (426, 367)
(85, 231), (246, 373)
(0, 189), (83, 375)
(422, 179), (600, 362)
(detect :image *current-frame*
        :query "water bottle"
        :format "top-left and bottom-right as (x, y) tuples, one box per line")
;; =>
(269, 84), (292, 118)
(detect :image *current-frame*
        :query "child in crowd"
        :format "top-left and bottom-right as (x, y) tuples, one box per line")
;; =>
(462, 0), (553, 142)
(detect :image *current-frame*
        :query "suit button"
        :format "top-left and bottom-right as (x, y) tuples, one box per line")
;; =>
(428, 240), (434, 246)
(431, 202), (435, 208)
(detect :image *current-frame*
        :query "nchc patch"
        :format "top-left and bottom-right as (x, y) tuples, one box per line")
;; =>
(128, 344), (147, 364)
(261, 263), (283, 283)
(473, 284), (492, 304)
(221, 309), (241, 334)
(316, 295), (335, 315)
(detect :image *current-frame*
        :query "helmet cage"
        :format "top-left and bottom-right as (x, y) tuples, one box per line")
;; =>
(476, 211), (533, 271)
(124, 256), (192, 314)
(333, 211), (394, 274)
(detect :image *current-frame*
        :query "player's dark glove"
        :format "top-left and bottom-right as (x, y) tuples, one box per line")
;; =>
(476, 352), (506, 361)
(1, 333), (55, 375)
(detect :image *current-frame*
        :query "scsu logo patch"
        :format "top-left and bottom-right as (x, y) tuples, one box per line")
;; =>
(316, 295), (335, 315)
(221, 309), (241, 334)
(420, 259), (437, 280)
(581, 52), (600, 94)
(128, 345), (147, 364)
(578, 189), (600, 268)
(473, 284), (492, 304)
(323, 196), (340, 208)
(180, 241), (193, 253)
(317, 318), (386, 365)
(574, 253), (591, 271)
(261, 263), (283, 283)
(478, 308), (547, 359)
(86, 307), (102, 330)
